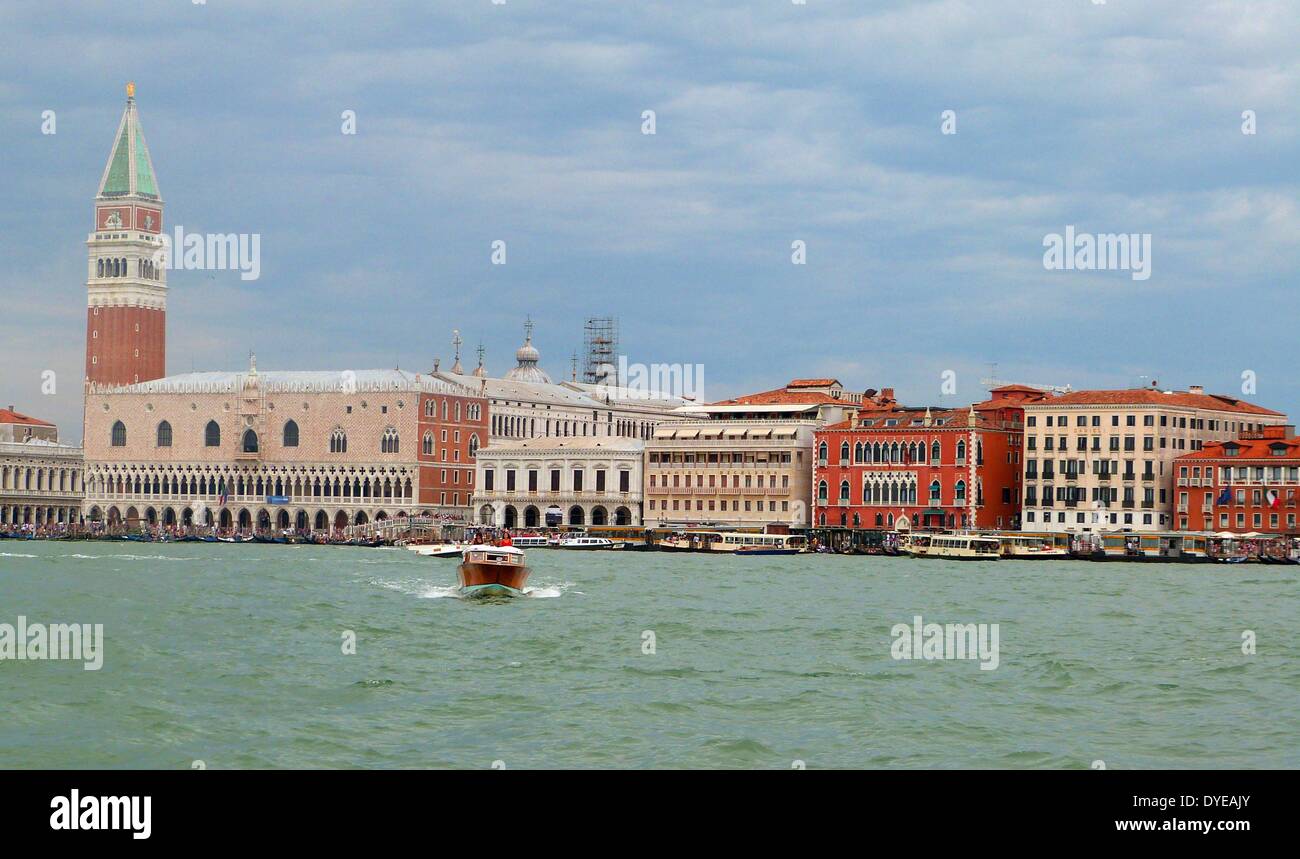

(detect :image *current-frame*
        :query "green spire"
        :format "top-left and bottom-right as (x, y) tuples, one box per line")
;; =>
(97, 84), (160, 200)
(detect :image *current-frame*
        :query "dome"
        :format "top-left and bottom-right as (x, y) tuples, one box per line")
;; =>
(504, 322), (551, 384)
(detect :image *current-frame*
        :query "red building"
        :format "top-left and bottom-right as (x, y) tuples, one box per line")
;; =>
(417, 390), (489, 518)
(813, 386), (1045, 532)
(1174, 424), (1300, 535)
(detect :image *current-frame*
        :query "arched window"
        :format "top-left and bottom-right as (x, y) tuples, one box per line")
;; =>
(205, 420), (221, 447)
(955, 480), (967, 503)
(455, 402), (461, 421)
(97, 259), (104, 277)
(929, 440), (939, 463)
(283, 420), (299, 447)
(839, 480), (850, 503)
(242, 429), (259, 453)
(818, 442), (828, 464)
(468, 433), (480, 458)
(330, 429), (347, 454)
(111, 421), (126, 447)
(817, 480), (828, 503)
(956, 440), (966, 463)
(424, 400), (433, 417)
(155, 420), (172, 447)
(840, 441), (850, 463)
(381, 427), (399, 454)
(422, 432), (433, 455)
(929, 480), (942, 504)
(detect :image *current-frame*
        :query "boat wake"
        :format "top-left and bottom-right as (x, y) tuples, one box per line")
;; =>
(369, 576), (577, 600)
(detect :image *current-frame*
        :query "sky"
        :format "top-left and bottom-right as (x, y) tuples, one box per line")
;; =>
(2, 0), (1297, 445)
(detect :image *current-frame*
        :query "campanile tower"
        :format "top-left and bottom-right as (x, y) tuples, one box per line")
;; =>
(85, 82), (167, 387)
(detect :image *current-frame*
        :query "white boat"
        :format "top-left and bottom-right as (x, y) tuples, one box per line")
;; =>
(907, 533), (1001, 560)
(407, 543), (466, 559)
(658, 531), (807, 554)
(557, 536), (619, 550)
(510, 536), (550, 548)
(995, 534), (1069, 559)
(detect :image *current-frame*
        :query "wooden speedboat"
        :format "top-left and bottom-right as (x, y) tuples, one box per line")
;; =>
(458, 545), (531, 597)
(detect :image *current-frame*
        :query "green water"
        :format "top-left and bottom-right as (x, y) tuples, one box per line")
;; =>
(1, 542), (1296, 769)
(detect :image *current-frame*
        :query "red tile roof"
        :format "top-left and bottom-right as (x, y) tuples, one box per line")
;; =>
(1028, 388), (1284, 416)
(0, 408), (54, 427)
(823, 406), (1001, 432)
(787, 378), (839, 388)
(710, 387), (844, 406)
(1180, 437), (1300, 461)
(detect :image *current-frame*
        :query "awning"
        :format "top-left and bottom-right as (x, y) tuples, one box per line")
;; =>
(676, 428), (700, 439)
(723, 427), (748, 437)
(748, 428), (773, 438)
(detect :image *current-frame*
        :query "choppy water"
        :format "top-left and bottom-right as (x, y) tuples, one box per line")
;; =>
(1, 542), (1296, 769)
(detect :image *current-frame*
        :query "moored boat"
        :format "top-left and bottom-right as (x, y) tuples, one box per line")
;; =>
(458, 545), (531, 597)
(995, 533), (1070, 560)
(557, 536), (619, 550)
(907, 533), (1001, 560)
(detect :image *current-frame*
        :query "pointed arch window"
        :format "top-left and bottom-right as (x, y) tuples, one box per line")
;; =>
(956, 440), (966, 464)
(840, 441), (850, 464)
(242, 429), (259, 453)
(422, 431), (434, 456)
(283, 419), (299, 447)
(205, 420), (221, 447)
(955, 480), (967, 503)
(839, 480), (850, 503)
(468, 433), (480, 458)
(381, 427), (399, 454)
(817, 480), (828, 503)
(818, 442), (828, 465)
(111, 421), (126, 447)
(929, 480), (942, 504)
(931, 440), (941, 463)
(156, 420), (172, 447)
(330, 428), (347, 454)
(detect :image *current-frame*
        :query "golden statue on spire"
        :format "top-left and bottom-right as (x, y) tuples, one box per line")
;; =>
(126, 82), (135, 99)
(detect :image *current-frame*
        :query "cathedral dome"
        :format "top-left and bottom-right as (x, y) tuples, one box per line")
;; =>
(504, 321), (551, 384)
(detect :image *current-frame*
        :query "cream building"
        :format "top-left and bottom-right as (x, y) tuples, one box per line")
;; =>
(472, 436), (643, 528)
(0, 408), (84, 529)
(82, 359), (485, 532)
(1019, 386), (1288, 533)
(644, 380), (855, 529)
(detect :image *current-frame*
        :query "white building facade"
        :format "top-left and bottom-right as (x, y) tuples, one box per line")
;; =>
(472, 436), (644, 529)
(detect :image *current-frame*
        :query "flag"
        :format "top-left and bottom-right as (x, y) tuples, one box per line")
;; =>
(1216, 486), (1232, 505)
(218, 478), (229, 507)
(1267, 489), (1280, 510)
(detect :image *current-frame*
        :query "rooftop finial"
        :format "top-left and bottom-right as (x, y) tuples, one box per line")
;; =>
(248, 350), (257, 373)
(451, 329), (464, 374)
(126, 81), (135, 100)
(523, 315), (534, 344)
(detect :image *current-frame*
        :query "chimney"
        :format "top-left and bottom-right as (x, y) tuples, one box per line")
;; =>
(1188, 385), (1204, 395)
(881, 387), (895, 403)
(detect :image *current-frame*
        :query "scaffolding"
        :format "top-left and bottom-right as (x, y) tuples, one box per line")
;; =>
(583, 317), (619, 387)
